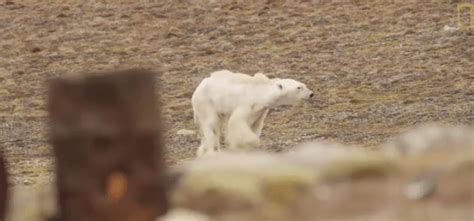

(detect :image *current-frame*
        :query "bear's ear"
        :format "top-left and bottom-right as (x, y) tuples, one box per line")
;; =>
(277, 83), (283, 90)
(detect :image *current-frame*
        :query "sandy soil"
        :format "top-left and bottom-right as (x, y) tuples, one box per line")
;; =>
(0, 0), (473, 186)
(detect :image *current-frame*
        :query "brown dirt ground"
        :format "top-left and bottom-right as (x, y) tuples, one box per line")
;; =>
(0, 0), (473, 186)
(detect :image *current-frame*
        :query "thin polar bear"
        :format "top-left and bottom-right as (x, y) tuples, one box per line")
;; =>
(191, 70), (314, 157)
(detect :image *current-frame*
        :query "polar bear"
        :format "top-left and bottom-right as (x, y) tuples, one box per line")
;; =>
(192, 70), (313, 157)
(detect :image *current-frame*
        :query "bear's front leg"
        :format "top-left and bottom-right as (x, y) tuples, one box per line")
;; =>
(250, 108), (269, 138)
(226, 107), (260, 151)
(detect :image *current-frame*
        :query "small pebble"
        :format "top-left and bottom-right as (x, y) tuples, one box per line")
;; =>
(177, 129), (196, 136)
(23, 179), (34, 185)
(442, 25), (457, 32)
(404, 176), (436, 200)
(158, 209), (211, 221)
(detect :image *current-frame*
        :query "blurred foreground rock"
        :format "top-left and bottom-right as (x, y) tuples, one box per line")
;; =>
(168, 125), (473, 221)
(382, 124), (474, 156)
(170, 152), (316, 220)
(6, 125), (474, 221)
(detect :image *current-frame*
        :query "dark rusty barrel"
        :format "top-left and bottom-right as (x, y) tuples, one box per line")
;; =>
(48, 69), (168, 221)
(0, 154), (7, 221)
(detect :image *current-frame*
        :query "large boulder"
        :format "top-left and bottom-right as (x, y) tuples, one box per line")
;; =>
(382, 124), (474, 156)
(169, 151), (316, 219)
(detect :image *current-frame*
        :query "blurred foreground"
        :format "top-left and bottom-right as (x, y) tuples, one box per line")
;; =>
(6, 125), (474, 221)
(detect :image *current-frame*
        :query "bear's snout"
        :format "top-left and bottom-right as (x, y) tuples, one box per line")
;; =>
(310, 92), (314, 98)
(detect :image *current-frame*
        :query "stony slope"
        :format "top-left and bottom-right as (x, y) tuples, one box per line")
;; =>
(0, 0), (473, 186)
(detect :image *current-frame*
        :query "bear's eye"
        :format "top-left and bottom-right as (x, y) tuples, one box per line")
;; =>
(297, 86), (302, 90)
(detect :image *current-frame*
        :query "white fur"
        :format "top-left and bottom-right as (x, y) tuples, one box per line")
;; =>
(191, 70), (313, 157)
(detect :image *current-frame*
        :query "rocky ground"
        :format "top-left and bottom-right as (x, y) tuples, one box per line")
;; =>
(0, 0), (473, 189)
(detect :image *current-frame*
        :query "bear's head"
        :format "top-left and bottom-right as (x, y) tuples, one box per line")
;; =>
(273, 78), (313, 106)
